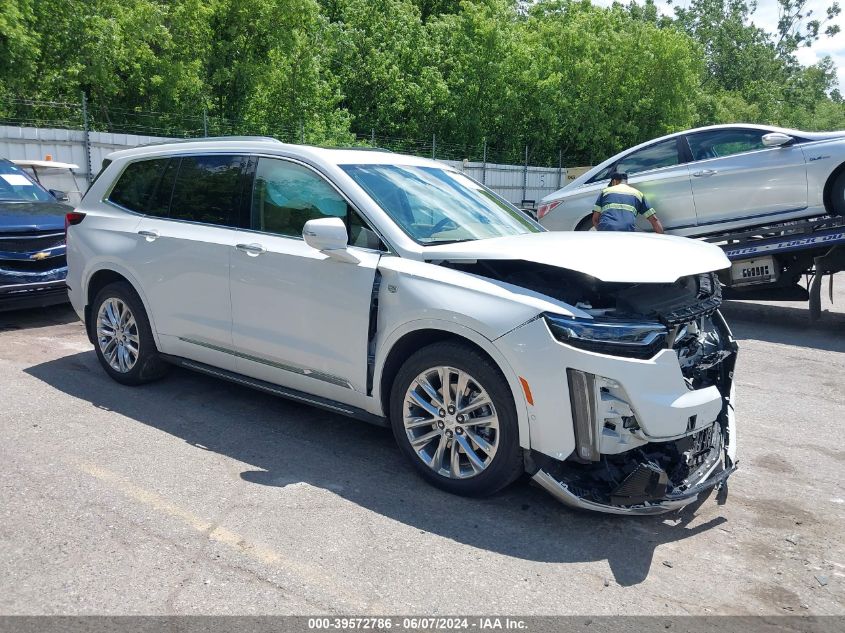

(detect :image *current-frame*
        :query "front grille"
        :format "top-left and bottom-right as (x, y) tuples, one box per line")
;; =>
(0, 255), (67, 273)
(0, 231), (65, 255)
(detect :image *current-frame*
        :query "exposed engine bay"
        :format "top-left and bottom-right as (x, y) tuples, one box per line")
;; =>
(442, 259), (738, 513)
(441, 259), (721, 325)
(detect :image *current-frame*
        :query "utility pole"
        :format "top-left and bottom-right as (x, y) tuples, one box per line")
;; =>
(81, 92), (92, 186)
(432, 134), (436, 160)
(482, 137), (487, 185)
(203, 108), (209, 137)
(522, 144), (529, 203)
(558, 148), (563, 189)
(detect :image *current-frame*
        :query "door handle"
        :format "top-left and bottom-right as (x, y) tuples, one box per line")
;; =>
(138, 229), (159, 241)
(235, 242), (267, 256)
(692, 169), (717, 177)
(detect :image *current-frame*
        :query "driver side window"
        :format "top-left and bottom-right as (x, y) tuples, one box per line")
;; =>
(251, 158), (384, 250)
(686, 129), (767, 161)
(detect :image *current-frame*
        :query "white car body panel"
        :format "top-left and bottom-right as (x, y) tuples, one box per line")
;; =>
(690, 144), (807, 226)
(496, 318), (723, 461)
(370, 315), (533, 450)
(132, 217), (239, 356)
(230, 232), (380, 396)
(630, 164), (697, 230)
(67, 138), (739, 514)
(540, 123), (845, 236)
(802, 137), (845, 207)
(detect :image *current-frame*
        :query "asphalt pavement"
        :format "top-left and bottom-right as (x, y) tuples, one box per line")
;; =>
(1, 285), (843, 615)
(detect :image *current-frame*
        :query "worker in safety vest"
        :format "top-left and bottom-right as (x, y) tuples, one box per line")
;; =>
(592, 171), (664, 233)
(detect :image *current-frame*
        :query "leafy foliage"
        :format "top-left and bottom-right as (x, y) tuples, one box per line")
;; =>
(1, 0), (844, 165)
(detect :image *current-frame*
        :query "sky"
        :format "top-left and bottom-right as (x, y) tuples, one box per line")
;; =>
(593, 0), (845, 91)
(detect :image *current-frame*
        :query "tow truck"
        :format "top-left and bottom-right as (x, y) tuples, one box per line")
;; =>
(704, 215), (845, 320)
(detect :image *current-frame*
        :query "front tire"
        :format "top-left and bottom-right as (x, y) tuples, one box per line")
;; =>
(91, 281), (169, 386)
(389, 342), (523, 497)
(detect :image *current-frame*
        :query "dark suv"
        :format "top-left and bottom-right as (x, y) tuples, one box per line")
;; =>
(0, 158), (72, 310)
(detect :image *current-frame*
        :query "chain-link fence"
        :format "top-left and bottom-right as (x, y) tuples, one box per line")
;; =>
(0, 95), (568, 164)
(0, 95), (580, 206)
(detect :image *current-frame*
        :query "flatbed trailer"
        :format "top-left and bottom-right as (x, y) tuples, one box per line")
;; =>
(703, 216), (845, 320)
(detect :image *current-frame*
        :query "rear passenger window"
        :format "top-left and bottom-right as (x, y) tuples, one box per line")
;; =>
(146, 159), (178, 217)
(169, 155), (246, 226)
(615, 138), (680, 175)
(108, 159), (170, 214)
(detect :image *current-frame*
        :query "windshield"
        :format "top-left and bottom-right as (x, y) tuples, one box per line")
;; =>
(0, 161), (52, 202)
(341, 164), (540, 244)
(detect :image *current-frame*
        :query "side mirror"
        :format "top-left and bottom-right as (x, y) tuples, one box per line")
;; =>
(302, 217), (359, 264)
(762, 132), (794, 147)
(49, 189), (69, 201)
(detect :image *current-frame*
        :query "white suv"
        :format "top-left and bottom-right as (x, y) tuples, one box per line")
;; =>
(66, 138), (738, 514)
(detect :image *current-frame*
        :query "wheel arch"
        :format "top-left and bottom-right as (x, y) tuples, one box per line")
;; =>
(83, 265), (160, 348)
(822, 160), (845, 215)
(575, 214), (594, 231)
(373, 320), (531, 450)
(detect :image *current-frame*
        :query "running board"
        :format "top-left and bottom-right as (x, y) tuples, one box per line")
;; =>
(159, 353), (388, 427)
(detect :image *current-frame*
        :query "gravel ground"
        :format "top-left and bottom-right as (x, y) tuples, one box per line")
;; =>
(0, 285), (843, 615)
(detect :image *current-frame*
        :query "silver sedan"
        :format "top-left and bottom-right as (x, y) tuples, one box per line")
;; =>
(538, 123), (845, 237)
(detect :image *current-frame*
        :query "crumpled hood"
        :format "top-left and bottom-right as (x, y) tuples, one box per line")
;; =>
(424, 231), (730, 283)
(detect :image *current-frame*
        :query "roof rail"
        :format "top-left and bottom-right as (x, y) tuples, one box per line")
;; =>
(136, 135), (282, 148)
(324, 146), (394, 152)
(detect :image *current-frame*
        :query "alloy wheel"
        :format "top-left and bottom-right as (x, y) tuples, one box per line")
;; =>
(96, 298), (139, 373)
(403, 366), (500, 479)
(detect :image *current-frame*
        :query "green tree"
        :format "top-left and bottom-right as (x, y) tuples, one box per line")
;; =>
(240, 5), (353, 144)
(330, 0), (449, 139)
(0, 0), (39, 97)
(776, 0), (842, 55)
(525, 0), (704, 164)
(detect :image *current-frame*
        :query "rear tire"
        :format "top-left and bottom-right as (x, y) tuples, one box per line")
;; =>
(575, 215), (595, 231)
(830, 170), (845, 216)
(389, 341), (523, 497)
(91, 281), (169, 386)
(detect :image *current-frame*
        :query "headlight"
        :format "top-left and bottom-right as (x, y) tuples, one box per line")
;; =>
(544, 313), (668, 359)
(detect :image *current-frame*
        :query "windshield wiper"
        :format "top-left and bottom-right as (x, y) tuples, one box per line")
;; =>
(425, 238), (474, 245)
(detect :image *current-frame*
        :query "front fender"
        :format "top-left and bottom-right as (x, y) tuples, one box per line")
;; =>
(371, 317), (531, 450)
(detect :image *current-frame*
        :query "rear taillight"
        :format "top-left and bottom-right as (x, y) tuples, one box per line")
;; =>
(536, 200), (561, 220)
(65, 212), (86, 235)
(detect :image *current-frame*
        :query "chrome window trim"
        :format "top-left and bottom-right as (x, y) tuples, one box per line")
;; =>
(100, 151), (249, 206)
(102, 151), (394, 252)
(683, 128), (787, 164)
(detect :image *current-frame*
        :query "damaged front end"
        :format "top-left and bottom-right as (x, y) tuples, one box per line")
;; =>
(530, 271), (738, 514)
